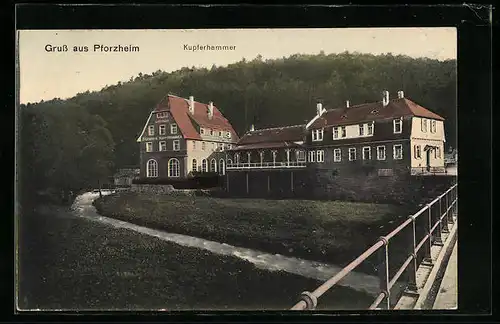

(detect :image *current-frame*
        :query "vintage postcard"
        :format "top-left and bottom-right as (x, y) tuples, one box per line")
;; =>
(16, 27), (458, 312)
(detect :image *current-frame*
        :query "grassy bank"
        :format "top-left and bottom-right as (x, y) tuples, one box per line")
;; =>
(93, 192), (409, 274)
(18, 205), (373, 310)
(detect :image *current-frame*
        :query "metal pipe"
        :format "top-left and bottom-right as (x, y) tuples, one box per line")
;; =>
(416, 233), (430, 253)
(412, 204), (430, 220)
(389, 254), (414, 289)
(377, 237), (390, 309)
(290, 184), (457, 310)
(405, 215), (419, 293)
(385, 217), (412, 241)
(291, 240), (385, 310)
(369, 292), (386, 309)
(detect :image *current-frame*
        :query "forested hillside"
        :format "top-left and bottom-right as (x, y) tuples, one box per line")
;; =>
(19, 52), (457, 202)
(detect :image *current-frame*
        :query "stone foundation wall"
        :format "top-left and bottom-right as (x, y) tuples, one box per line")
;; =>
(130, 184), (224, 197)
(226, 166), (456, 204)
(131, 184), (175, 194)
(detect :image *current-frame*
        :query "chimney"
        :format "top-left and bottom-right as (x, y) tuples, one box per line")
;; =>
(189, 96), (195, 114)
(346, 100), (350, 108)
(397, 90), (405, 99)
(208, 101), (214, 119)
(250, 124), (255, 132)
(382, 90), (390, 107)
(316, 102), (323, 116)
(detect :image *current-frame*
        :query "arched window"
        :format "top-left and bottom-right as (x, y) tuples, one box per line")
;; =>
(227, 158), (233, 165)
(202, 159), (208, 172)
(219, 159), (225, 175)
(146, 159), (158, 177)
(168, 158), (180, 177)
(210, 159), (217, 172)
(192, 159), (198, 172)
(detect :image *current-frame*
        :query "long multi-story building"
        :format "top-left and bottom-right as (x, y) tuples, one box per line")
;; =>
(225, 90), (451, 201)
(136, 94), (238, 179)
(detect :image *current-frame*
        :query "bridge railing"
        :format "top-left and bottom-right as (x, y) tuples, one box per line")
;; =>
(291, 183), (458, 310)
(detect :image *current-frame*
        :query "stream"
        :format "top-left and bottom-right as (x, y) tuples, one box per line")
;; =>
(71, 191), (384, 297)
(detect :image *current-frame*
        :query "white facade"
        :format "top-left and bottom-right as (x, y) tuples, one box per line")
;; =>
(410, 117), (445, 169)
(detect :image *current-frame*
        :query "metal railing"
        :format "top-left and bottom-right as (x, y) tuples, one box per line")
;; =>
(226, 161), (307, 170)
(291, 183), (458, 310)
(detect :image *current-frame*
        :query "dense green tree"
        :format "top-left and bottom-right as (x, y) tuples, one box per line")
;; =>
(19, 100), (115, 202)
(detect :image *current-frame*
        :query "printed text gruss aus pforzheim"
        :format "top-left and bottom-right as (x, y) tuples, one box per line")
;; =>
(45, 44), (140, 52)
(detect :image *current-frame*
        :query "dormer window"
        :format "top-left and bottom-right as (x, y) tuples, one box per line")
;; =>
(209, 129), (214, 136)
(148, 125), (155, 136)
(341, 126), (346, 138)
(312, 128), (324, 142)
(218, 130), (223, 137)
(359, 124), (365, 136)
(393, 118), (402, 134)
(200, 127), (205, 135)
(226, 131), (232, 139)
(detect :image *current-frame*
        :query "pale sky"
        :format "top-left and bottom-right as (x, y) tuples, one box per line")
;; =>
(18, 28), (456, 104)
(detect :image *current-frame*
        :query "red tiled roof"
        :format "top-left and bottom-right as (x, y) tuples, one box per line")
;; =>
(154, 94), (239, 141)
(309, 98), (445, 129)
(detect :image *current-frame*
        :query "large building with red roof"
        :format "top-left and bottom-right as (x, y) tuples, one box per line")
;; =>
(136, 90), (452, 202)
(225, 90), (450, 201)
(136, 94), (239, 179)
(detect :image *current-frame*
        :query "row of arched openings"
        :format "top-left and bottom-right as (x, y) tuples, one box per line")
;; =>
(146, 158), (226, 178)
(192, 158), (225, 174)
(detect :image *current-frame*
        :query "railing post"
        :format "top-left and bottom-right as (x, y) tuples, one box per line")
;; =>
(422, 204), (434, 266)
(453, 185), (458, 218)
(434, 197), (444, 246)
(377, 236), (390, 309)
(442, 192), (450, 233)
(404, 215), (419, 296)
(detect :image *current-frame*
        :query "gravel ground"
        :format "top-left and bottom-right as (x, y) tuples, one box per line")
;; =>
(17, 205), (373, 311)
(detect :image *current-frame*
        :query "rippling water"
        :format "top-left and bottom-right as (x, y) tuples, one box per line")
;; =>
(71, 191), (381, 296)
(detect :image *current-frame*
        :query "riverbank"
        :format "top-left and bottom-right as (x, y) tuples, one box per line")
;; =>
(93, 192), (408, 274)
(18, 203), (373, 310)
